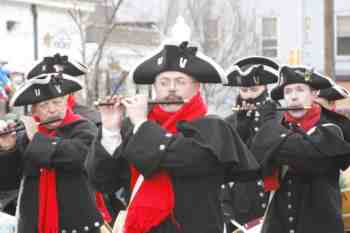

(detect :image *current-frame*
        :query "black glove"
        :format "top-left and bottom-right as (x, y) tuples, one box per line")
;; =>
(257, 101), (278, 121)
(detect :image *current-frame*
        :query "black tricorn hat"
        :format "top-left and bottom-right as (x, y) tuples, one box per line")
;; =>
(225, 56), (279, 87)
(27, 53), (88, 79)
(10, 73), (83, 107)
(271, 65), (333, 100)
(318, 83), (350, 101)
(131, 41), (226, 84)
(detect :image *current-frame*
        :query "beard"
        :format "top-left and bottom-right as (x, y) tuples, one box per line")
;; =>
(236, 90), (268, 106)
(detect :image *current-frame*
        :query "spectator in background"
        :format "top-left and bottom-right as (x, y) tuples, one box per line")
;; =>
(221, 56), (280, 232)
(0, 64), (13, 101)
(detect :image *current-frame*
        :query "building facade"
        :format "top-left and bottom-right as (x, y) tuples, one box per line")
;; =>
(249, 0), (350, 108)
(0, 0), (95, 73)
(252, 0), (350, 85)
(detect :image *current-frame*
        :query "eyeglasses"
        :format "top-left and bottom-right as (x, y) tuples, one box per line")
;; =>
(155, 79), (196, 88)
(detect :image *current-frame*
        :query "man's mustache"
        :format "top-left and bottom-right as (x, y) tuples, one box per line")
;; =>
(164, 95), (183, 101)
(242, 98), (257, 104)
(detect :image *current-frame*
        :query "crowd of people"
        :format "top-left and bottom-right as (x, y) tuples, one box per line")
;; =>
(0, 40), (350, 233)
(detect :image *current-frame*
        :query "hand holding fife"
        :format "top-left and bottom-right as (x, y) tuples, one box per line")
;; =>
(98, 95), (125, 131)
(241, 100), (256, 111)
(0, 120), (16, 151)
(21, 116), (38, 141)
(121, 95), (148, 126)
(257, 101), (278, 121)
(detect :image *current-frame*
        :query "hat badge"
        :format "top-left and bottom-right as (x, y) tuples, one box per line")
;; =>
(34, 88), (41, 97)
(179, 57), (188, 69)
(54, 64), (64, 72)
(157, 56), (163, 66)
(304, 69), (313, 82)
(55, 84), (62, 94)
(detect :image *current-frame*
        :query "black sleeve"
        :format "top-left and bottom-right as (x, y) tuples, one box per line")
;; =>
(224, 114), (237, 129)
(154, 128), (223, 177)
(252, 119), (350, 174)
(122, 121), (220, 178)
(122, 118), (258, 179)
(86, 137), (129, 193)
(321, 108), (350, 143)
(0, 149), (22, 190)
(86, 120), (133, 193)
(23, 120), (97, 171)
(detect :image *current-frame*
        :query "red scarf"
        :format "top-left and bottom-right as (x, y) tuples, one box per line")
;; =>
(284, 103), (321, 132)
(36, 107), (81, 233)
(95, 192), (112, 223)
(124, 92), (207, 233)
(263, 104), (321, 191)
(67, 95), (76, 109)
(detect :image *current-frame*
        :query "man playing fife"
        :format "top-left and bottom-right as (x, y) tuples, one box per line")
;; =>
(87, 41), (258, 233)
(0, 65), (102, 233)
(252, 65), (350, 233)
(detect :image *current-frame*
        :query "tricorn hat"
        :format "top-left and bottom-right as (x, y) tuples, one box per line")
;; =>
(318, 83), (350, 101)
(10, 73), (82, 107)
(10, 54), (86, 107)
(271, 65), (333, 100)
(131, 41), (226, 84)
(27, 53), (88, 79)
(225, 56), (279, 87)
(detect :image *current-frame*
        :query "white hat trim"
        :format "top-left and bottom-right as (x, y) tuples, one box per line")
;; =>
(196, 51), (227, 84)
(128, 45), (165, 83)
(277, 64), (333, 86)
(332, 84), (350, 98)
(10, 73), (83, 106)
(233, 55), (279, 68)
(225, 63), (279, 79)
(69, 59), (89, 75)
(129, 42), (227, 84)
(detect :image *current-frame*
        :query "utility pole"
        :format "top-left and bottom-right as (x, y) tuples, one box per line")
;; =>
(31, 4), (39, 60)
(26, 4), (38, 115)
(324, 0), (335, 78)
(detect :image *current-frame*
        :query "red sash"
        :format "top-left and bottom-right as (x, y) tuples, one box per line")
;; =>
(36, 107), (81, 233)
(124, 92), (207, 233)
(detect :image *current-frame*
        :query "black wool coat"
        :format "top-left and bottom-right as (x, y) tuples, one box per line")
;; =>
(86, 116), (259, 233)
(251, 108), (350, 233)
(221, 93), (272, 231)
(0, 119), (102, 233)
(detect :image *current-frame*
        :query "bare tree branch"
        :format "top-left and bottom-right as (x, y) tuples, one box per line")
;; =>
(66, 0), (125, 104)
(88, 0), (124, 67)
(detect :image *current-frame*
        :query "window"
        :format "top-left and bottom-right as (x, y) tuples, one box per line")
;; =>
(337, 16), (350, 56)
(262, 17), (278, 58)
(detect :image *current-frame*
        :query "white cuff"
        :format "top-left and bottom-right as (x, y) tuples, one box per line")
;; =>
(101, 127), (122, 156)
(133, 120), (147, 134)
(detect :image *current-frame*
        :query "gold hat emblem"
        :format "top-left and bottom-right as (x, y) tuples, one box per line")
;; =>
(304, 68), (314, 82)
(304, 72), (311, 82)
